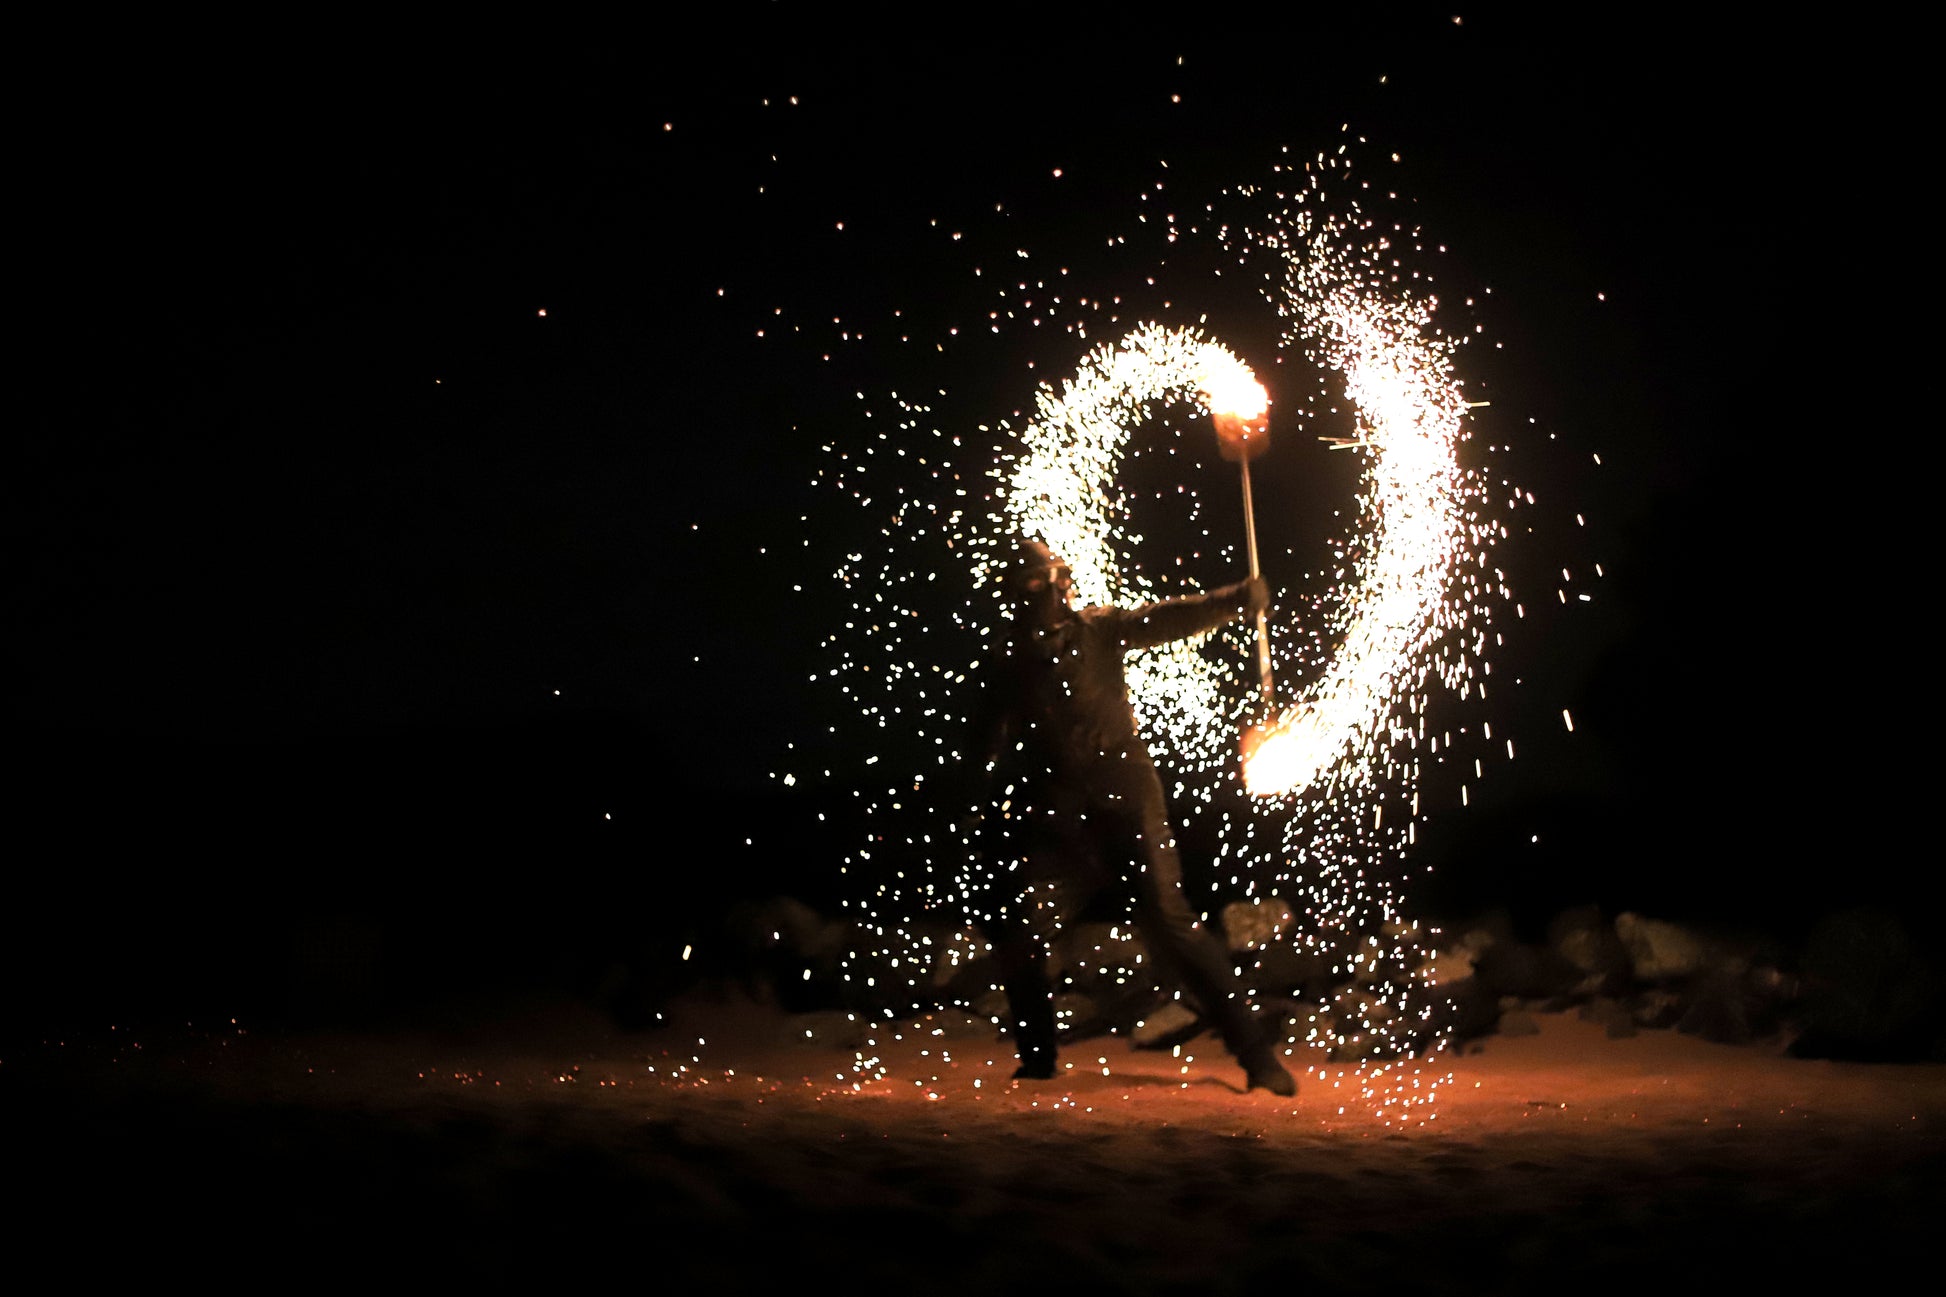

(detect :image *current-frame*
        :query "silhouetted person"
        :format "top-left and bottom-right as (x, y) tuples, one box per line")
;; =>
(972, 538), (1297, 1095)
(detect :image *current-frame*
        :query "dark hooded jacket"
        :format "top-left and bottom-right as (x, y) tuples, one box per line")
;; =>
(977, 581), (1256, 800)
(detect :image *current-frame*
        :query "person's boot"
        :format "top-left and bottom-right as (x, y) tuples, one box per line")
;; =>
(1221, 1003), (1298, 1096)
(1241, 1042), (1297, 1096)
(1007, 976), (1057, 1080)
(1012, 1048), (1056, 1081)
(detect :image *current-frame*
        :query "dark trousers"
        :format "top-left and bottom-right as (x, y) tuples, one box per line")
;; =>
(981, 771), (1271, 1071)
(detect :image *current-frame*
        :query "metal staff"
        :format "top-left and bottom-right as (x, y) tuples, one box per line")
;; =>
(1211, 387), (1273, 712)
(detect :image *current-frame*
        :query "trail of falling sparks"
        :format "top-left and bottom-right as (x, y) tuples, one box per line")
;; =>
(1238, 214), (1478, 803)
(809, 143), (1517, 1126)
(989, 323), (1256, 780)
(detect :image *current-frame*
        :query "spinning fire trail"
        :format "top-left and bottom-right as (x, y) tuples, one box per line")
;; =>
(808, 141), (1520, 1121)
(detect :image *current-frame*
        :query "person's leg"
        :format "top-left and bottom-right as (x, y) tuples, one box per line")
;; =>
(980, 898), (1058, 1079)
(1110, 786), (1297, 1095)
(980, 804), (1096, 1079)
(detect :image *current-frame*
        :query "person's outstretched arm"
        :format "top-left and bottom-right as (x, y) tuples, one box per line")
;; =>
(1101, 576), (1268, 651)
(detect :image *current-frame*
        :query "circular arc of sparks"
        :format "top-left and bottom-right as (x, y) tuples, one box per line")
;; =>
(987, 285), (1472, 805)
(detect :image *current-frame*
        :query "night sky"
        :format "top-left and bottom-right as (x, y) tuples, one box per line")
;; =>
(13, 14), (1921, 1031)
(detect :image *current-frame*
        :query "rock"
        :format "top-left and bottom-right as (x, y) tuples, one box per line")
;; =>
(1212, 899), (1330, 1000)
(720, 895), (854, 1011)
(1130, 999), (1205, 1049)
(1788, 907), (1943, 1061)
(836, 917), (969, 1012)
(1614, 912), (1711, 983)
(1497, 1008), (1541, 1037)
(1228, 940), (1320, 1002)
(1472, 939), (1582, 1000)
(1332, 985), (1396, 1027)
(1451, 908), (1518, 951)
(1051, 991), (1102, 1038)
(1745, 964), (1798, 1036)
(727, 895), (847, 962)
(1052, 922), (1152, 995)
(1420, 913), (1512, 987)
(1418, 976), (1501, 1043)
(1577, 997), (1638, 1039)
(928, 925), (993, 994)
(778, 1009), (871, 1050)
(1325, 986), (1404, 1059)
(1221, 897), (1297, 954)
(1348, 932), (1402, 989)
(1382, 916), (1430, 943)
(1677, 969), (1758, 1045)
(910, 1006), (996, 1040)
(1417, 942), (1479, 987)
(1331, 1031), (1382, 1061)
(1265, 939), (1341, 999)
(1548, 905), (1632, 991)
(965, 985), (1100, 1040)
(1628, 987), (1685, 1029)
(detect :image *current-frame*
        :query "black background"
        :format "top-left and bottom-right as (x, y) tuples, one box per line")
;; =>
(12, 12), (1923, 1033)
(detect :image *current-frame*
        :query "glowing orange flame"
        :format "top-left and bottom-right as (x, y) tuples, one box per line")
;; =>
(1205, 371), (1268, 421)
(1240, 712), (1329, 797)
(1204, 368), (1271, 464)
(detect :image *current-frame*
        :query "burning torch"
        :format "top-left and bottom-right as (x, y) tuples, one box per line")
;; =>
(1208, 369), (1294, 790)
(1209, 373), (1274, 713)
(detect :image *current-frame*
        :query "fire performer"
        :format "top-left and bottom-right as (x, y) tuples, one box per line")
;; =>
(972, 537), (1297, 1095)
